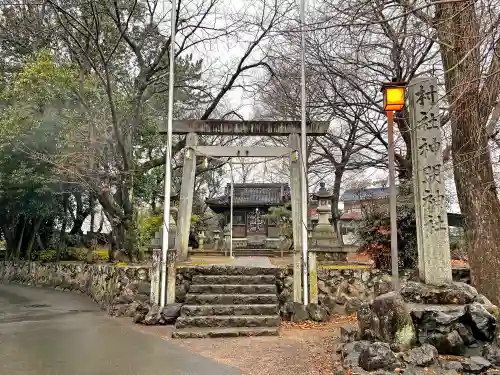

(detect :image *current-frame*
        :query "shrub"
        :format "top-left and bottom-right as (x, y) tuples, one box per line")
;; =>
(37, 249), (57, 262)
(356, 184), (417, 270)
(138, 213), (162, 248)
(66, 247), (109, 262)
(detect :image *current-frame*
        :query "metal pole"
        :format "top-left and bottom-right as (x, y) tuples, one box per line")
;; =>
(299, 0), (309, 305)
(160, 0), (177, 308)
(230, 160), (234, 258)
(387, 111), (399, 291)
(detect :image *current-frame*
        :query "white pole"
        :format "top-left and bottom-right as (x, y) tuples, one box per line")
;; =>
(230, 160), (234, 258)
(299, 0), (309, 305)
(160, 0), (177, 308)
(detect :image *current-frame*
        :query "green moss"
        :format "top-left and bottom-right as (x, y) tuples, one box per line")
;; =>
(393, 318), (417, 349)
(115, 262), (129, 267)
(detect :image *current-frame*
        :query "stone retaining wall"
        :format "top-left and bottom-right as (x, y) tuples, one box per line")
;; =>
(0, 261), (471, 321)
(0, 261), (151, 317)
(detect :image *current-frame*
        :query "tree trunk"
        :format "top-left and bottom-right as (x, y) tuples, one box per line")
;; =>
(436, 1), (500, 304)
(70, 192), (88, 236)
(26, 218), (42, 261)
(56, 193), (69, 262)
(15, 218), (27, 260)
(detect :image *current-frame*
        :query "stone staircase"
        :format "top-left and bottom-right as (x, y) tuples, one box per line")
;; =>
(172, 268), (280, 338)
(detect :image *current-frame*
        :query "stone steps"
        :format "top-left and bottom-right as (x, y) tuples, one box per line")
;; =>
(189, 266), (278, 276)
(185, 293), (278, 305)
(192, 275), (276, 285)
(173, 266), (281, 338)
(172, 327), (280, 339)
(181, 304), (278, 316)
(189, 284), (276, 295)
(176, 315), (280, 329)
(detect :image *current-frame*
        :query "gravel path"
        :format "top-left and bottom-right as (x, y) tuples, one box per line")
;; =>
(133, 320), (344, 375)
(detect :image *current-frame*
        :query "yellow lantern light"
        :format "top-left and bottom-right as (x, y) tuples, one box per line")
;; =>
(382, 81), (406, 112)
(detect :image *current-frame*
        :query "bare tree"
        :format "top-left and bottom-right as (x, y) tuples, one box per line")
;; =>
(27, 0), (294, 260)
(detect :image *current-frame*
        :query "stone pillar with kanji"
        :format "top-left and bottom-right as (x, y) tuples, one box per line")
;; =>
(409, 77), (452, 284)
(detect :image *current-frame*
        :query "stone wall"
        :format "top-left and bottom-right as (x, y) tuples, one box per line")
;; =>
(0, 261), (151, 317)
(0, 261), (471, 322)
(275, 267), (471, 316)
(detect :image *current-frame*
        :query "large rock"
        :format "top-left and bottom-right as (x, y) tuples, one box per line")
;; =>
(358, 342), (398, 371)
(426, 330), (466, 355)
(143, 304), (162, 325)
(402, 344), (438, 367)
(161, 303), (183, 324)
(282, 302), (309, 322)
(482, 345), (500, 368)
(401, 282), (476, 305)
(307, 303), (328, 322)
(461, 356), (491, 374)
(465, 302), (496, 341)
(341, 325), (359, 343)
(439, 360), (463, 373)
(345, 297), (363, 315)
(374, 275), (393, 297)
(358, 292), (416, 350)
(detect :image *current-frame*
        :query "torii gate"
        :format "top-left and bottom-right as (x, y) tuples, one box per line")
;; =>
(160, 119), (328, 302)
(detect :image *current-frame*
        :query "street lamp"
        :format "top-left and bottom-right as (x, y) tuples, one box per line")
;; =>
(381, 79), (406, 292)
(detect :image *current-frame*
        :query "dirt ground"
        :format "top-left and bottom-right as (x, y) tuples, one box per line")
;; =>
(130, 318), (354, 375)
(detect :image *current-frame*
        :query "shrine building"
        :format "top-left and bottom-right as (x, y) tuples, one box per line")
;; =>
(206, 183), (291, 250)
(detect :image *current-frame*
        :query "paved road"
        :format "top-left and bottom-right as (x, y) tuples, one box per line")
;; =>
(0, 284), (243, 375)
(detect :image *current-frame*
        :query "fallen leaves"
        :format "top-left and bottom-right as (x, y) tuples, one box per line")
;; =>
(281, 314), (357, 330)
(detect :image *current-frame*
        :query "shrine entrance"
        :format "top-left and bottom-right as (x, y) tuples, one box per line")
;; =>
(161, 119), (328, 302)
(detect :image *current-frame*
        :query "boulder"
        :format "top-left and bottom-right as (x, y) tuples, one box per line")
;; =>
(340, 340), (371, 358)
(465, 302), (496, 341)
(360, 292), (416, 350)
(283, 276), (293, 288)
(482, 345), (500, 368)
(133, 312), (146, 324)
(454, 323), (476, 346)
(402, 344), (438, 367)
(401, 282), (475, 305)
(426, 330), (466, 355)
(439, 360), (463, 373)
(307, 303), (328, 322)
(317, 279), (329, 294)
(461, 356), (491, 374)
(143, 304), (162, 325)
(341, 325), (359, 343)
(357, 302), (373, 332)
(374, 276), (393, 297)
(282, 302), (309, 322)
(161, 303), (183, 324)
(345, 297), (363, 315)
(358, 342), (398, 371)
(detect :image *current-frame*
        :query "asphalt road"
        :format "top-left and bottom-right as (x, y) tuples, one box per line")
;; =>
(0, 284), (243, 375)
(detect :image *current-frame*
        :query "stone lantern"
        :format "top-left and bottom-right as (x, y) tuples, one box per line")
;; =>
(169, 206), (178, 250)
(310, 182), (346, 261)
(198, 231), (206, 250)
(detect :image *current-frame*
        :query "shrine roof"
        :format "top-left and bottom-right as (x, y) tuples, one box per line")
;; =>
(162, 120), (329, 135)
(206, 183), (290, 209)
